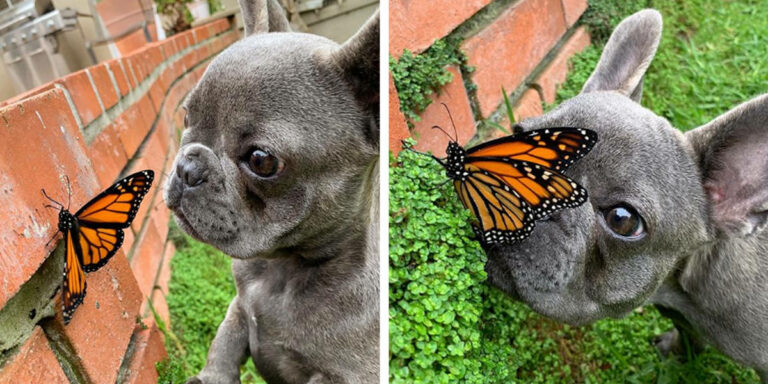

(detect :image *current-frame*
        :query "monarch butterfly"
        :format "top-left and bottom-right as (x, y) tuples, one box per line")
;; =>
(409, 104), (597, 245)
(42, 170), (154, 324)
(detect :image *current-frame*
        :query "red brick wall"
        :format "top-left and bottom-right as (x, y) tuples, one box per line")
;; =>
(390, 0), (591, 155)
(0, 18), (239, 384)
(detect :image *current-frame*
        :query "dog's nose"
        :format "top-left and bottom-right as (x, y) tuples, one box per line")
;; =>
(176, 153), (206, 187)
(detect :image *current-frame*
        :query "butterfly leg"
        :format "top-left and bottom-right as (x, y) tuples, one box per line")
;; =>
(188, 298), (249, 384)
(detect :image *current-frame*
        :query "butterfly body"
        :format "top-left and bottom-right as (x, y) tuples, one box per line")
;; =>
(50, 170), (154, 324)
(433, 127), (597, 245)
(443, 142), (470, 180)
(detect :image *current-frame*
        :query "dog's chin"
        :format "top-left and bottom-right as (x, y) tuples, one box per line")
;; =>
(172, 208), (296, 259)
(172, 210), (206, 243)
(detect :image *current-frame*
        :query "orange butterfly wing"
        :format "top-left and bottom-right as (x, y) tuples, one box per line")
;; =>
(467, 128), (597, 172)
(74, 170), (154, 272)
(465, 159), (588, 218)
(62, 230), (86, 324)
(454, 167), (536, 244)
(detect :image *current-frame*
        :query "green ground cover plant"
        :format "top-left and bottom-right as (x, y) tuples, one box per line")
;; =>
(390, 38), (470, 124)
(390, 0), (767, 382)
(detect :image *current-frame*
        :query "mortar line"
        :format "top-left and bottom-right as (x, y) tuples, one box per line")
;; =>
(475, 19), (586, 139)
(80, 28), (236, 144)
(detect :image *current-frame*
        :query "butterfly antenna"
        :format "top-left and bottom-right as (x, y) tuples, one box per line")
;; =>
(440, 102), (459, 142)
(431, 125), (455, 142)
(41, 189), (63, 209)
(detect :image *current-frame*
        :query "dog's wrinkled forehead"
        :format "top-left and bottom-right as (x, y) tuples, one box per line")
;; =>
(184, 33), (368, 161)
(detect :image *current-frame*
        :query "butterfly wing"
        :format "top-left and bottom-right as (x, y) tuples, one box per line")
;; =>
(74, 170), (153, 272)
(466, 158), (588, 219)
(466, 128), (597, 172)
(454, 167), (536, 244)
(62, 229), (86, 325)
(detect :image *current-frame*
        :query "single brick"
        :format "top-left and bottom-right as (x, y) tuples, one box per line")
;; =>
(0, 89), (98, 308)
(411, 66), (476, 157)
(114, 29), (148, 57)
(182, 51), (197, 72)
(129, 131), (166, 233)
(104, 59), (131, 96)
(89, 123), (129, 189)
(123, 59), (139, 90)
(113, 104), (146, 158)
(194, 24), (211, 42)
(88, 65), (119, 110)
(155, 41), (169, 60)
(537, 26), (591, 104)
(153, 116), (172, 153)
(138, 94), (158, 131)
(148, 79), (165, 112)
(390, 0), (493, 57)
(0, 327), (68, 384)
(121, 321), (167, 384)
(159, 65), (176, 93)
(53, 250), (143, 384)
(147, 46), (164, 70)
(130, 223), (165, 297)
(562, 0), (588, 26)
(172, 34), (187, 52)
(57, 69), (103, 126)
(0, 82), (54, 108)
(462, 0), (567, 117)
(389, 75), (410, 156)
(125, 55), (144, 86)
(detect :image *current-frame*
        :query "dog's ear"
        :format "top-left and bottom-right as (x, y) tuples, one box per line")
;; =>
(323, 12), (380, 146)
(582, 9), (662, 102)
(238, 0), (290, 36)
(686, 94), (768, 237)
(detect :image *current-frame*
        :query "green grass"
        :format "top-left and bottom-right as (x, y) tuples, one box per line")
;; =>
(391, 0), (767, 382)
(156, 223), (264, 384)
(555, 0), (768, 131)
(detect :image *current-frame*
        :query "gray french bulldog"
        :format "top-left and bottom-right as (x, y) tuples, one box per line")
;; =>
(485, 9), (768, 381)
(163, 0), (380, 382)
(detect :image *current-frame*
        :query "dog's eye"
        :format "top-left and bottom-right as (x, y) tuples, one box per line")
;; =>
(604, 205), (645, 238)
(248, 149), (284, 178)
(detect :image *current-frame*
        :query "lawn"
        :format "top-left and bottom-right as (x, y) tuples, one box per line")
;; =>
(390, 0), (767, 383)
